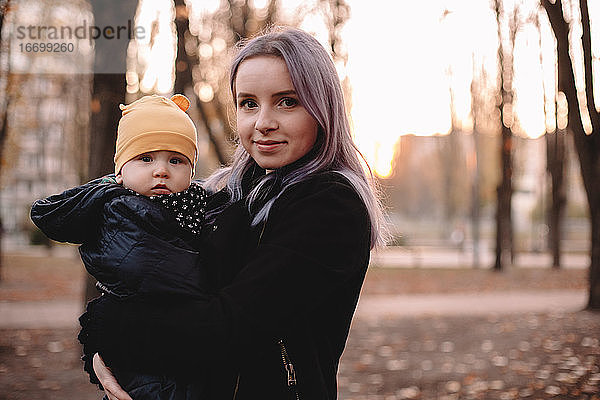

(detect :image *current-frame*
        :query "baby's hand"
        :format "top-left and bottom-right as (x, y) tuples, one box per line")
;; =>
(100, 175), (119, 185)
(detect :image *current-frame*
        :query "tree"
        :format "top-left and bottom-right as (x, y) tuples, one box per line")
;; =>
(0, 0), (8, 156)
(440, 80), (468, 238)
(173, 0), (227, 166)
(0, 0), (9, 280)
(84, 0), (139, 303)
(469, 65), (488, 269)
(169, 0), (282, 170)
(546, 126), (567, 268)
(493, 0), (519, 271)
(542, 0), (600, 309)
(320, 0), (350, 62)
(535, 10), (567, 269)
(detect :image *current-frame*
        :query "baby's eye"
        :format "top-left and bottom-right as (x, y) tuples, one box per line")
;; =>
(170, 157), (183, 165)
(280, 97), (298, 108)
(140, 155), (152, 162)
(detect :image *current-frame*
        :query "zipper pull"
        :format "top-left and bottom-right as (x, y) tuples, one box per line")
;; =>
(278, 339), (297, 387)
(285, 362), (297, 386)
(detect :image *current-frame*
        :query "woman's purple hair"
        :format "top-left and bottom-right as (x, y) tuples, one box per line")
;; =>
(204, 27), (386, 248)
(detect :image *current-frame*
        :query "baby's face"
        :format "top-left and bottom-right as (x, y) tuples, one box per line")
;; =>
(116, 150), (192, 196)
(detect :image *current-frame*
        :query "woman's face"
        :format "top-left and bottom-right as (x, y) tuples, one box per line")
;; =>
(235, 56), (319, 170)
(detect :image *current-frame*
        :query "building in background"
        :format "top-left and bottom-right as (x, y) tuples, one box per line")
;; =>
(0, 74), (90, 248)
(383, 133), (588, 252)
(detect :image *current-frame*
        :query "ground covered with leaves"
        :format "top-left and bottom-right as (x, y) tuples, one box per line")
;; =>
(340, 312), (600, 399)
(0, 250), (598, 399)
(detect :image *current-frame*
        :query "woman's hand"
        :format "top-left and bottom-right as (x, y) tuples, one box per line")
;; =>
(92, 353), (132, 400)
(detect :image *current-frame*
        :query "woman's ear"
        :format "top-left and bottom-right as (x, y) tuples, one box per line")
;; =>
(115, 174), (123, 184)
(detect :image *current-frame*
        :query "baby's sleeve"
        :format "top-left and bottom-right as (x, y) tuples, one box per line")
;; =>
(30, 178), (129, 243)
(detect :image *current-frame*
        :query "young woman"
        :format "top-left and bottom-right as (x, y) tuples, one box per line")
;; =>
(89, 27), (386, 400)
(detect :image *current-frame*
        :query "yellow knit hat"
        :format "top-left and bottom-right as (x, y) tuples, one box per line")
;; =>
(114, 94), (198, 174)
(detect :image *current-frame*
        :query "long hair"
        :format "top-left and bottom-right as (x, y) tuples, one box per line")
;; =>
(204, 27), (386, 248)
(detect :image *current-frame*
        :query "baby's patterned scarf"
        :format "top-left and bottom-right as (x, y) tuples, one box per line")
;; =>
(147, 181), (207, 235)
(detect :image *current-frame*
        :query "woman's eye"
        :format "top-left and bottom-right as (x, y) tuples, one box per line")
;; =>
(239, 99), (257, 109)
(280, 97), (298, 108)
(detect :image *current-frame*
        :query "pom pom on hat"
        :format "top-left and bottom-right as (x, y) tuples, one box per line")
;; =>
(114, 94), (198, 174)
(170, 94), (190, 112)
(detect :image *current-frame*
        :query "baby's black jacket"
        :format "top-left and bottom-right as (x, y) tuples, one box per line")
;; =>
(30, 178), (208, 299)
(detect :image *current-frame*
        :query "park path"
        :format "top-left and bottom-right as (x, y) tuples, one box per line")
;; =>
(0, 245), (589, 328)
(0, 300), (81, 329)
(355, 289), (587, 320)
(0, 289), (588, 329)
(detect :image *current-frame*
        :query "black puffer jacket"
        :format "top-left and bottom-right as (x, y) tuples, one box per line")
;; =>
(30, 178), (208, 299)
(80, 165), (372, 399)
(31, 178), (216, 383)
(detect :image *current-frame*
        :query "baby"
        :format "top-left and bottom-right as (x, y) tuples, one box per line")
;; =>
(31, 94), (209, 400)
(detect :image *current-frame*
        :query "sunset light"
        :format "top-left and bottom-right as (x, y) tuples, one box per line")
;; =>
(343, 0), (564, 177)
(129, 0), (599, 178)
(3, 6), (600, 397)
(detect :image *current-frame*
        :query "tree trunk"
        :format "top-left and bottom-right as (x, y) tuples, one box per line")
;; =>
(173, 0), (227, 166)
(84, 73), (127, 303)
(495, 125), (513, 270)
(442, 82), (464, 240)
(0, 110), (5, 281)
(228, 0), (250, 40)
(546, 128), (566, 268)
(87, 75), (125, 179)
(0, 0), (10, 281)
(578, 0), (600, 310)
(543, 0), (600, 309)
(536, 10), (566, 270)
(591, 208), (600, 309)
(471, 130), (481, 268)
(470, 63), (485, 269)
(441, 132), (459, 231)
(84, 0), (138, 304)
(493, 0), (515, 271)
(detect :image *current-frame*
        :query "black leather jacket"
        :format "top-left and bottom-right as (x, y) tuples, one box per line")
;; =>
(78, 166), (372, 400)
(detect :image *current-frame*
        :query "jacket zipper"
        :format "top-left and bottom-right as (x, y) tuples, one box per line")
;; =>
(232, 373), (240, 400)
(278, 339), (300, 400)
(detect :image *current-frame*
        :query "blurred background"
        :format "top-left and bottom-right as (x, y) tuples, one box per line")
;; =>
(0, 0), (600, 399)
(0, 0), (598, 271)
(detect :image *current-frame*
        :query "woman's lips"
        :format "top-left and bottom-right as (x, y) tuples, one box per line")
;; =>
(254, 140), (286, 152)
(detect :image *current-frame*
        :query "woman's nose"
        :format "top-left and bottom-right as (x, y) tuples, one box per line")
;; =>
(255, 108), (278, 134)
